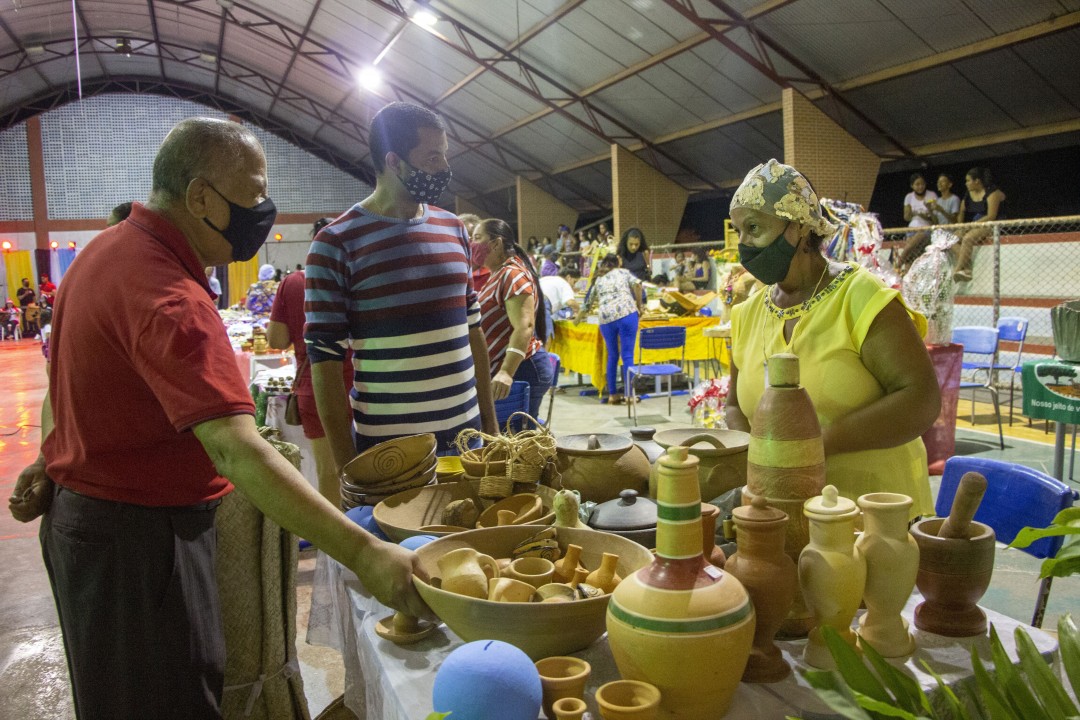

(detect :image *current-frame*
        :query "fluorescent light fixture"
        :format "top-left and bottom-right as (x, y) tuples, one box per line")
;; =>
(413, 9), (438, 27)
(356, 66), (382, 91)
(25, 44), (45, 55)
(199, 52), (217, 63)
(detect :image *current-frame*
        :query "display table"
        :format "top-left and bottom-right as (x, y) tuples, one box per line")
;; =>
(1021, 359), (1080, 480)
(549, 316), (728, 394)
(306, 552), (1058, 720)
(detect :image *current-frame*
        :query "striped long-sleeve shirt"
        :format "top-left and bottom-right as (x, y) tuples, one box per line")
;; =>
(304, 203), (482, 454)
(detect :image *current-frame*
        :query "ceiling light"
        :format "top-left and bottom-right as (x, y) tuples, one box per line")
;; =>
(50, 240), (58, 249)
(199, 51), (217, 63)
(413, 9), (438, 27)
(25, 44), (45, 55)
(1, 241), (11, 251)
(356, 66), (382, 91)
(115, 38), (132, 56)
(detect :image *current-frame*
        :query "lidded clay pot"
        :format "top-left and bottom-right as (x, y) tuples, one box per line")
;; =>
(555, 434), (650, 503)
(725, 496), (796, 682)
(856, 492), (918, 657)
(606, 446), (755, 719)
(743, 353), (825, 637)
(910, 517), (996, 637)
(588, 489), (658, 549)
(800, 485), (866, 669)
(653, 428), (750, 502)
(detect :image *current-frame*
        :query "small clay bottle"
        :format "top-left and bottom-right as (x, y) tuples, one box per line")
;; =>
(700, 502), (726, 568)
(585, 552), (622, 593)
(553, 544), (584, 584)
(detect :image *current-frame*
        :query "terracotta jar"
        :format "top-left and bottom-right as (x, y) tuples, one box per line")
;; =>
(629, 426), (665, 468)
(606, 446), (755, 719)
(652, 428), (749, 502)
(856, 492), (918, 657)
(743, 353), (825, 637)
(700, 503), (726, 568)
(555, 434), (650, 503)
(800, 485), (866, 669)
(725, 496), (797, 682)
(911, 517), (996, 637)
(588, 489), (658, 549)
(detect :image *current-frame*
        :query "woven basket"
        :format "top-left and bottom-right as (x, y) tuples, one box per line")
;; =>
(479, 474), (514, 499)
(509, 461), (543, 485)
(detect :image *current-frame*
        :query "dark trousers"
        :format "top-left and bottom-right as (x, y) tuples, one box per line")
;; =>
(513, 349), (555, 419)
(41, 486), (225, 720)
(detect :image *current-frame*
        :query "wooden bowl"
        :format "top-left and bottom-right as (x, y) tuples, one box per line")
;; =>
(373, 481), (556, 543)
(412, 526), (654, 660)
(346, 460), (437, 496)
(476, 494), (544, 528)
(459, 447), (509, 478)
(342, 434), (436, 485)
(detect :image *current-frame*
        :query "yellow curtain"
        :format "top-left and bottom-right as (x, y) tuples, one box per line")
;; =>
(228, 257), (260, 308)
(4, 251), (35, 303)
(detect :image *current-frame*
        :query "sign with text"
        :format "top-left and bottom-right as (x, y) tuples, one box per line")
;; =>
(1022, 360), (1080, 424)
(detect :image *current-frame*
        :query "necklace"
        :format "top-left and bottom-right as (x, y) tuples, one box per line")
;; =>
(760, 261), (851, 376)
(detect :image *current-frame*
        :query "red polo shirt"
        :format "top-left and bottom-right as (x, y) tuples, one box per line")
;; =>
(43, 203), (254, 506)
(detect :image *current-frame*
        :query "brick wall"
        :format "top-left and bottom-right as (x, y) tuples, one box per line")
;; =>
(782, 89), (880, 209)
(611, 143), (688, 247)
(516, 177), (579, 245)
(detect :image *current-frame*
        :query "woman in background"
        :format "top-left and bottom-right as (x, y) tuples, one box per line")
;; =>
(246, 263), (279, 316)
(617, 227), (652, 282)
(953, 167), (1006, 283)
(581, 253), (643, 405)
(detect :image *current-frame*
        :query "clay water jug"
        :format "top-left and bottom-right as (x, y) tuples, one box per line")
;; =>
(606, 446), (755, 719)
(856, 492), (918, 657)
(725, 496), (796, 682)
(437, 547), (500, 599)
(800, 485), (866, 669)
(743, 352), (825, 637)
(700, 503), (726, 568)
(555, 434), (650, 503)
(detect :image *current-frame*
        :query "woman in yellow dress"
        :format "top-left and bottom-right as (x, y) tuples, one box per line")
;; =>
(725, 159), (940, 518)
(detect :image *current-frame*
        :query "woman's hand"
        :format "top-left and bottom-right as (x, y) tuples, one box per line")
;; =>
(492, 368), (514, 400)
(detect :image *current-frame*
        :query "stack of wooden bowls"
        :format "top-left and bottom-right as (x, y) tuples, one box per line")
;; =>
(340, 433), (437, 509)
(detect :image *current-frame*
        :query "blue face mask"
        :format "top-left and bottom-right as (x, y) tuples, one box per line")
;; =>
(202, 182), (278, 261)
(738, 222), (796, 285)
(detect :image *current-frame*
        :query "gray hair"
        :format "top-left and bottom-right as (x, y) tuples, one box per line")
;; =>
(151, 117), (261, 201)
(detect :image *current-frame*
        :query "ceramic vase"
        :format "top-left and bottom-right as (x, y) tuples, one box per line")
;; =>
(743, 353), (825, 637)
(910, 518), (996, 636)
(700, 502), (726, 568)
(725, 496), (796, 682)
(555, 433), (650, 503)
(552, 543), (584, 584)
(606, 446), (755, 719)
(800, 485), (866, 669)
(585, 552), (622, 594)
(856, 492), (918, 657)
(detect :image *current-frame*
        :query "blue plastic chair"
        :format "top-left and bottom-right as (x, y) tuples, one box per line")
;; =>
(627, 326), (686, 424)
(495, 380), (530, 432)
(951, 325), (1004, 449)
(992, 316), (1029, 426)
(938, 456), (1078, 627)
(545, 353), (561, 428)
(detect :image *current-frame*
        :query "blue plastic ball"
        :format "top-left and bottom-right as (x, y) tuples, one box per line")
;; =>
(399, 534), (439, 551)
(344, 505), (390, 541)
(432, 640), (542, 720)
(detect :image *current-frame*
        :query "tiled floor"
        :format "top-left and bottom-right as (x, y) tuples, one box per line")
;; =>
(1, 340), (1077, 718)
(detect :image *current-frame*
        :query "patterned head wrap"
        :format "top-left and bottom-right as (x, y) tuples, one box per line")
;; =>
(729, 159), (837, 237)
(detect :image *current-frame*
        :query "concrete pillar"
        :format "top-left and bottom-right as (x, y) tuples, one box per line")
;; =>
(782, 88), (880, 208)
(516, 177), (578, 247)
(610, 144), (688, 246)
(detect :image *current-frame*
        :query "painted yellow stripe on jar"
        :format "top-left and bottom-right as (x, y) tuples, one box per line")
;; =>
(747, 437), (825, 467)
(657, 518), (702, 558)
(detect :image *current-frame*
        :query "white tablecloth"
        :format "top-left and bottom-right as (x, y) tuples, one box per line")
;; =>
(306, 552), (1059, 720)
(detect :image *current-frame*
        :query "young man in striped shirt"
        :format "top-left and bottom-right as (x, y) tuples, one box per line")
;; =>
(305, 102), (497, 470)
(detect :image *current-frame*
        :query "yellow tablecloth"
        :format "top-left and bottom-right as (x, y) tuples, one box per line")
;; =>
(549, 316), (728, 393)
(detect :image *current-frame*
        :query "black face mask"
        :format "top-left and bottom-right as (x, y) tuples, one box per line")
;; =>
(202, 182), (278, 261)
(738, 222), (797, 285)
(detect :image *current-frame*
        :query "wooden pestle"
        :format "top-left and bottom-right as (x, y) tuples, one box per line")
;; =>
(937, 472), (988, 539)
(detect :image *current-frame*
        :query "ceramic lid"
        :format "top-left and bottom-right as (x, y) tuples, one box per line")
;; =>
(588, 489), (658, 531)
(653, 428), (750, 456)
(803, 485), (858, 517)
(556, 433), (632, 456)
(629, 426), (656, 440)
(732, 495), (787, 524)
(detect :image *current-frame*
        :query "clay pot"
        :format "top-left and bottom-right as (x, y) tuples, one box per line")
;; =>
(595, 680), (661, 720)
(725, 496), (796, 682)
(856, 492), (918, 657)
(800, 485), (866, 669)
(555, 434), (650, 503)
(552, 697), (588, 720)
(535, 656), (591, 720)
(629, 427), (665, 482)
(606, 447), (754, 718)
(438, 547), (500, 599)
(588, 489), (658, 549)
(911, 517), (996, 637)
(506, 557), (555, 589)
(653, 428), (750, 502)
(744, 353), (826, 637)
(477, 493), (545, 528)
(700, 503), (726, 568)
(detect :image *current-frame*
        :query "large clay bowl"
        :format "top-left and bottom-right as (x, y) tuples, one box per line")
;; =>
(653, 428), (749, 502)
(374, 481), (557, 543)
(413, 525), (655, 660)
(342, 434), (436, 485)
(352, 460), (437, 496)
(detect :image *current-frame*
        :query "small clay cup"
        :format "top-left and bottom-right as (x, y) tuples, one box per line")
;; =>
(595, 680), (661, 720)
(507, 556), (556, 588)
(910, 517), (996, 637)
(534, 656), (591, 719)
(552, 696), (588, 720)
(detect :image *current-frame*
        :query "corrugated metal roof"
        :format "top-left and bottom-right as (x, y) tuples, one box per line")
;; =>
(0, 0), (1076, 214)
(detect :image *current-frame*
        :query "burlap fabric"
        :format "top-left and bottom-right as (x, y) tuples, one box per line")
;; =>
(216, 428), (311, 720)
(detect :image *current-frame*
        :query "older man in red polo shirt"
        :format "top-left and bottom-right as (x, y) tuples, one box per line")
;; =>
(8, 118), (428, 720)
